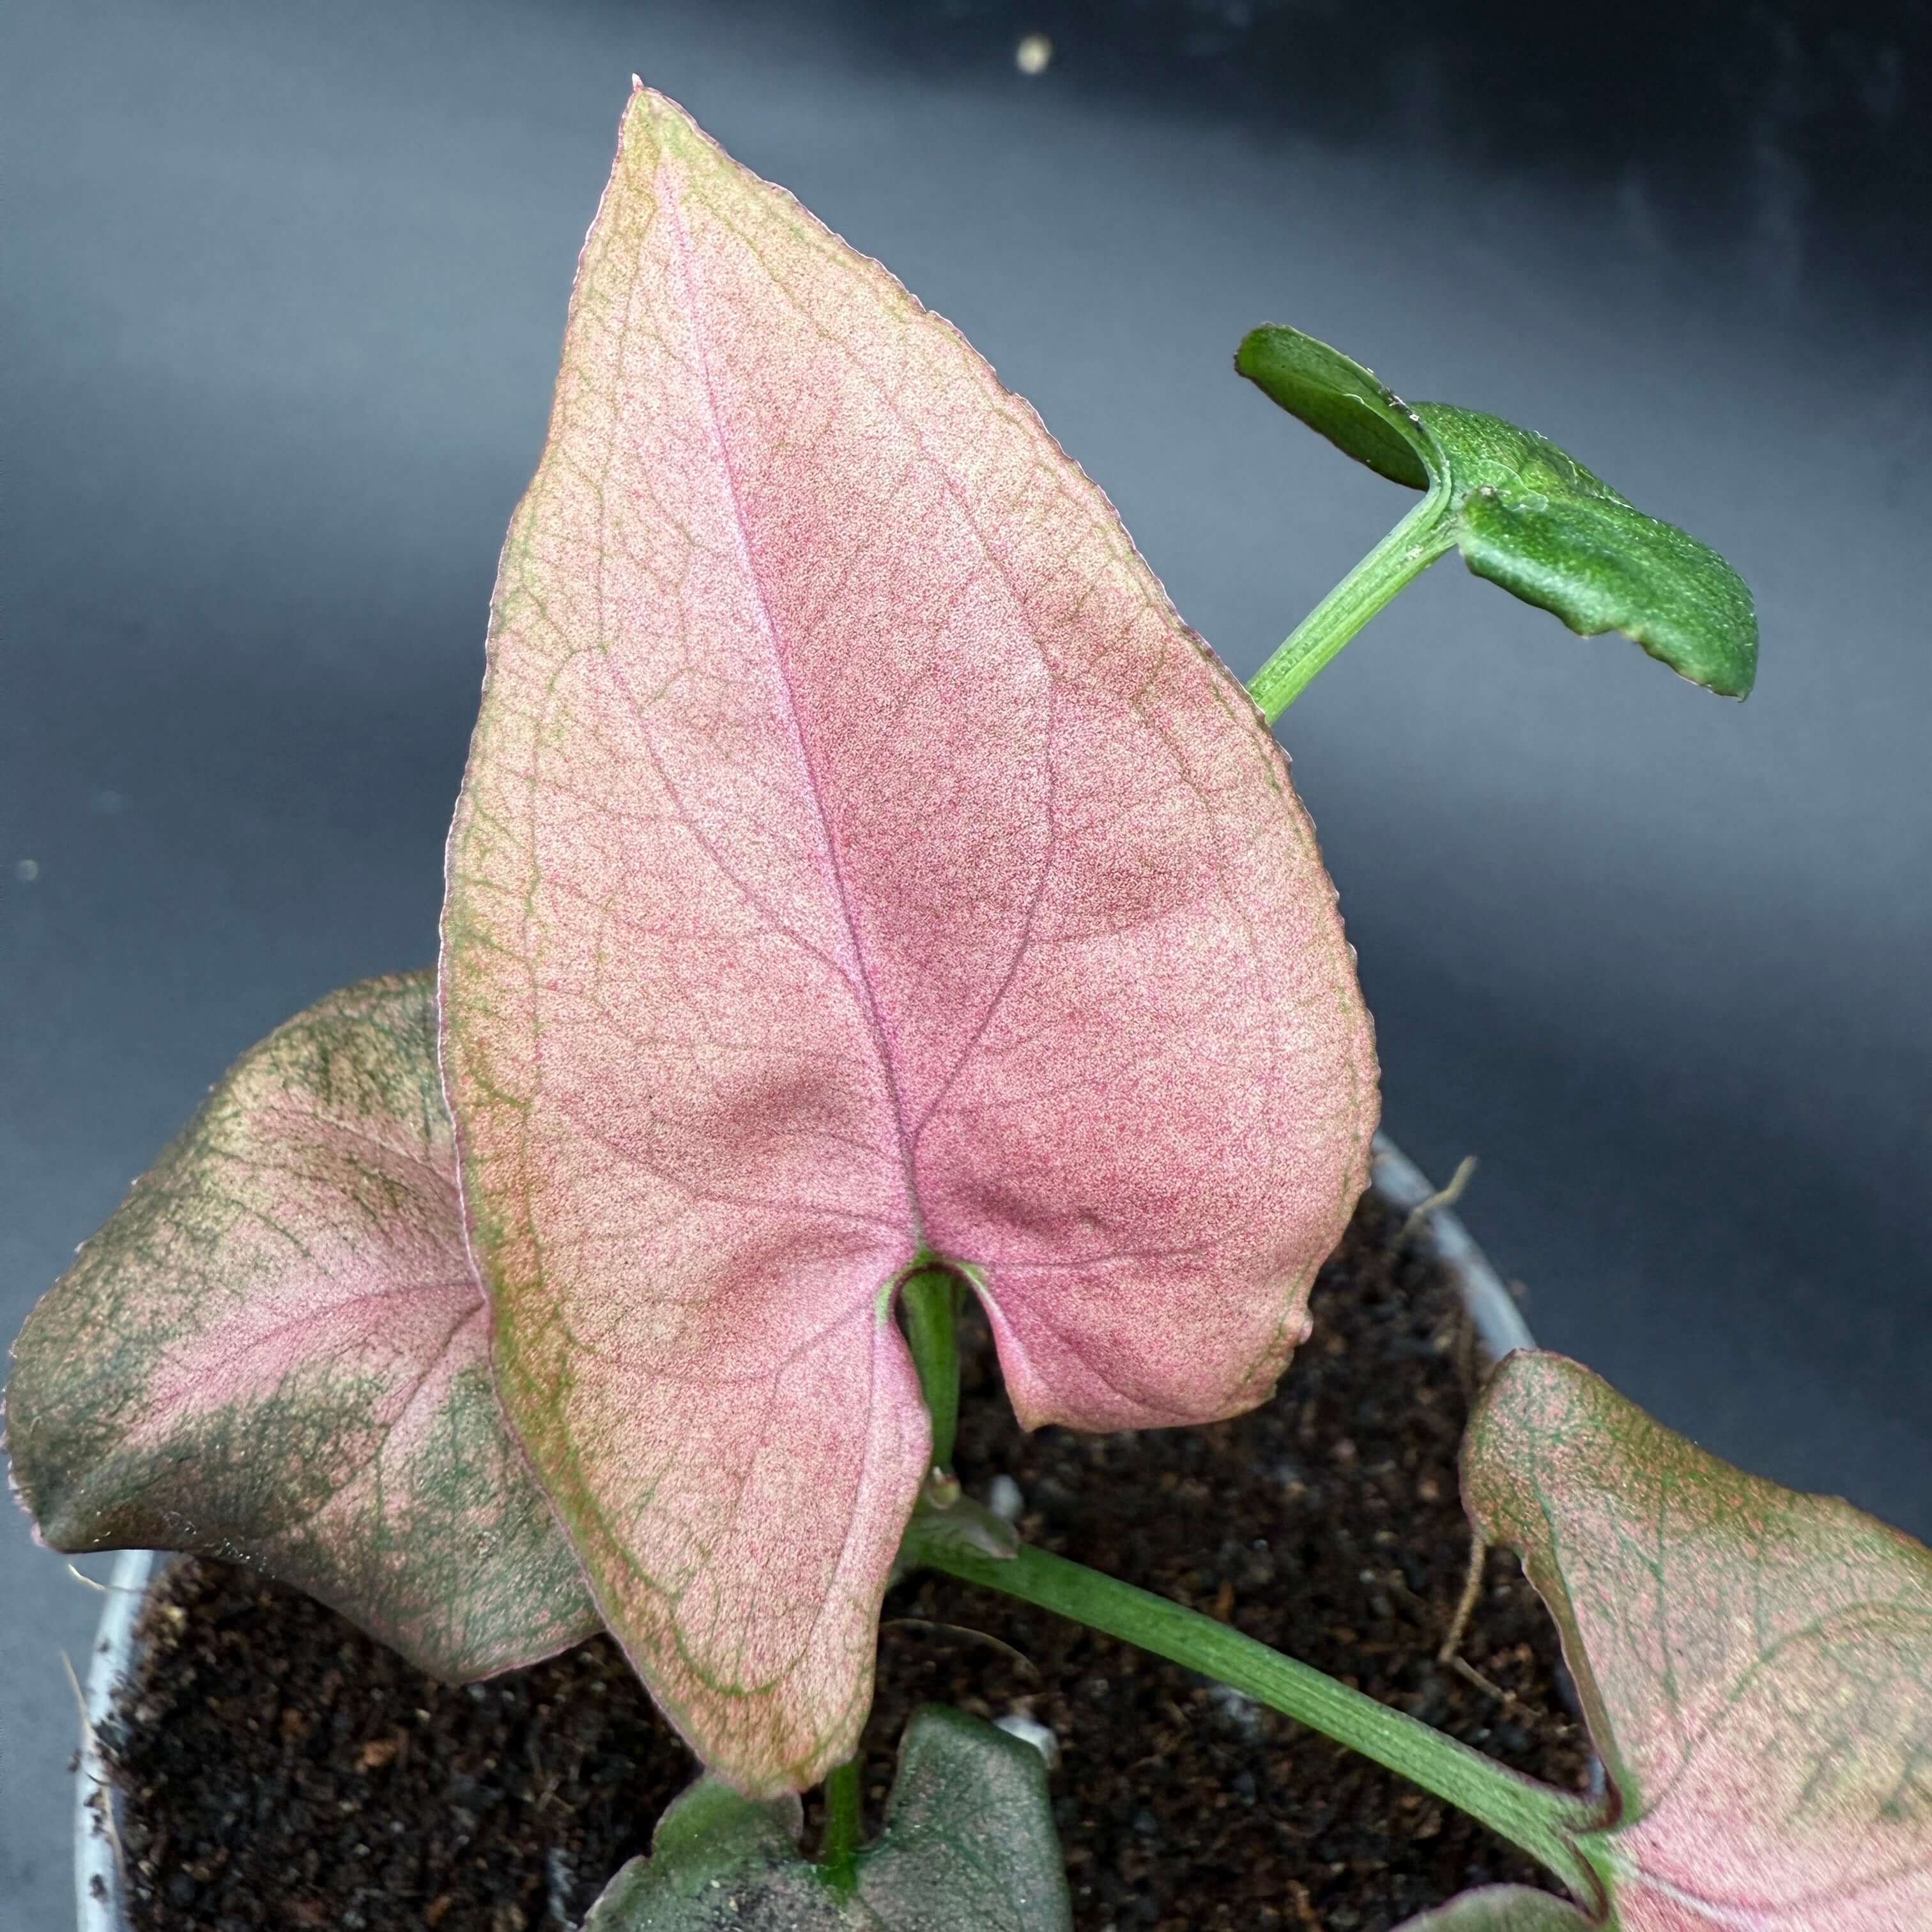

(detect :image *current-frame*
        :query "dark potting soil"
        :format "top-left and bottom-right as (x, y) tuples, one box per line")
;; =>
(102, 1192), (1592, 1932)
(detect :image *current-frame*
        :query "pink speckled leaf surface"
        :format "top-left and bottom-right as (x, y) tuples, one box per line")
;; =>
(1434, 1351), (1932, 1931)
(4, 973), (599, 1680)
(439, 86), (1376, 1791)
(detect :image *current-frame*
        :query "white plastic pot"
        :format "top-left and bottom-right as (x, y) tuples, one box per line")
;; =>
(78, 1543), (154, 1931)
(75, 1133), (1532, 1931)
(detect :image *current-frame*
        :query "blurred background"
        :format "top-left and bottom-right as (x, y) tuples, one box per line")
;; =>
(4, 1), (1927, 1918)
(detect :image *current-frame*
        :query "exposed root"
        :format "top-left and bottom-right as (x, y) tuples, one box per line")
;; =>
(65, 1560), (150, 1596)
(881, 1615), (1040, 1680)
(1438, 1529), (1488, 1666)
(1436, 1535), (1530, 1714)
(1447, 1652), (1525, 1712)
(1395, 1153), (1477, 1251)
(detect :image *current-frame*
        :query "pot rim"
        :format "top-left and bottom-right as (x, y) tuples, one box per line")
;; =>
(1367, 1133), (1534, 1362)
(77, 1544), (154, 1931)
(73, 1131), (1532, 1932)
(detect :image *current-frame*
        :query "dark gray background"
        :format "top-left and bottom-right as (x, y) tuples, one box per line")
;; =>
(4, 1), (1927, 1920)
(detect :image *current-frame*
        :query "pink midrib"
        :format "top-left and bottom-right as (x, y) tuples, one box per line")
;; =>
(657, 167), (925, 1256)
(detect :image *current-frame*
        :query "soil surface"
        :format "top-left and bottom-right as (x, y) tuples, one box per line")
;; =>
(103, 1192), (1592, 1931)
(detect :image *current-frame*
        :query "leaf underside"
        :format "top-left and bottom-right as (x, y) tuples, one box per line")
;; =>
(441, 87), (1376, 1791)
(1235, 323), (1759, 698)
(1438, 1351), (1932, 1931)
(581, 1704), (1072, 1931)
(4, 972), (599, 1680)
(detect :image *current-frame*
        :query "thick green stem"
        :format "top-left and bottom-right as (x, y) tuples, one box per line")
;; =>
(817, 1758), (864, 1894)
(1248, 491), (1456, 722)
(923, 1539), (1604, 1908)
(900, 1265), (962, 1471)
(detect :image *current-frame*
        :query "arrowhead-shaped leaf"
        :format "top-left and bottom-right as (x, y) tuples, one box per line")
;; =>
(1424, 1351), (1932, 1931)
(4, 972), (600, 1679)
(440, 87), (1376, 1792)
(581, 1704), (1071, 1931)
(1236, 324), (1758, 696)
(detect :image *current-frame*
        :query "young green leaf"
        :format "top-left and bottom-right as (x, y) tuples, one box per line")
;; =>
(4, 973), (600, 1680)
(1414, 1350), (1932, 1931)
(1236, 324), (1758, 704)
(1230, 323), (1432, 490)
(1393, 1889), (1583, 1931)
(441, 85), (1376, 1795)
(581, 1705), (1071, 1930)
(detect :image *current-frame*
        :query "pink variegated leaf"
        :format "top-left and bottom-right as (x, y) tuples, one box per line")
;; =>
(1418, 1351), (1932, 1931)
(4, 973), (599, 1679)
(440, 86), (1376, 1793)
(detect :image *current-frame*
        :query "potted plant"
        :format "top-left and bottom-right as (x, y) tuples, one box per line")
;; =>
(9, 88), (1927, 1931)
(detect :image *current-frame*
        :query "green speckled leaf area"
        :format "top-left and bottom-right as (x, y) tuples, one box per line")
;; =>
(1428, 1351), (1932, 1931)
(3, 972), (599, 1680)
(1236, 324), (1758, 697)
(582, 1705), (1072, 1931)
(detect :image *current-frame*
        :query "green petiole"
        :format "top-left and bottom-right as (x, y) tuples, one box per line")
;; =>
(1247, 489), (1455, 721)
(815, 1756), (864, 1893)
(915, 1534), (1606, 1910)
(899, 1264), (964, 1473)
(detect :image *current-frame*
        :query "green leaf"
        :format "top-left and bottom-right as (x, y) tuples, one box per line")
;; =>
(582, 1705), (1072, 1931)
(1236, 323), (1758, 698)
(1432, 1349), (1932, 1932)
(1232, 325), (1431, 489)
(1392, 1887), (1586, 1931)
(583, 1781), (834, 1931)
(4, 972), (600, 1680)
